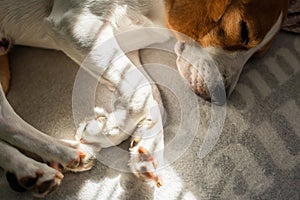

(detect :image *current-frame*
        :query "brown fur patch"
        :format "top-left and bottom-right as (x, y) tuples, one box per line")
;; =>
(166, 0), (289, 52)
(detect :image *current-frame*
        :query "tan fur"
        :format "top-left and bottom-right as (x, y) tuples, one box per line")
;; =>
(166, 0), (289, 51)
(0, 55), (10, 94)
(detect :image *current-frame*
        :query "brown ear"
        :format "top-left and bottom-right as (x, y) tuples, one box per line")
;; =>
(166, 0), (232, 40)
(166, 0), (232, 21)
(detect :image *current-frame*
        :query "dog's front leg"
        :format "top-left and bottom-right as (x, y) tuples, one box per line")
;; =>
(46, 6), (166, 185)
(0, 86), (94, 196)
(127, 83), (164, 187)
(72, 34), (165, 186)
(0, 139), (63, 196)
(76, 62), (165, 187)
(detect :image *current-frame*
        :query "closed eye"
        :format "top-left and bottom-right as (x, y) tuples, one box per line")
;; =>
(240, 20), (249, 45)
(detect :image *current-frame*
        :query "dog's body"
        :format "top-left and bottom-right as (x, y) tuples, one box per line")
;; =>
(0, 0), (289, 197)
(0, 0), (167, 196)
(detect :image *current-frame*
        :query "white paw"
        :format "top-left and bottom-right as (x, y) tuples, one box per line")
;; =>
(58, 139), (96, 172)
(128, 119), (164, 188)
(75, 107), (130, 149)
(128, 137), (163, 188)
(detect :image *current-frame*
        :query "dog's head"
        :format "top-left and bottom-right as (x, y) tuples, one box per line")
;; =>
(166, 0), (289, 104)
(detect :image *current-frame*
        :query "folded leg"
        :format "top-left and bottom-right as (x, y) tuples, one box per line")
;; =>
(75, 47), (165, 186)
(0, 86), (95, 196)
(46, 6), (166, 186)
(0, 140), (63, 197)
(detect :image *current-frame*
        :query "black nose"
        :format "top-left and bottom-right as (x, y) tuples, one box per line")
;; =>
(195, 84), (227, 106)
(210, 84), (227, 106)
(0, 38), (10, 50)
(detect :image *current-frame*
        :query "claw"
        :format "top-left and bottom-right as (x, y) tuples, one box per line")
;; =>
(156, 178), (162, 188)
(79, 151), (86, 159)
(137, 118), (155, 129)
(96, 115), (107, 122)
(152, 160), (157, 169)
(66, 158), (80, 169)
(139, 166), (162, 188)
(130, 137), (141, 148)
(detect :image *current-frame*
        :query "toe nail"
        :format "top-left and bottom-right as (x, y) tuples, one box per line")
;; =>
(156, 179), (162, 188)
(55, 172), (64, 179)
(152, 160), (158, 169)
(130, 137), (140, 148)
(79, 151), (86, 159)
(67, 158), (80, 168)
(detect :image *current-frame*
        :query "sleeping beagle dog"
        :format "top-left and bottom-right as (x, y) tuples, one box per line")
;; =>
(0, 0), (289, 197)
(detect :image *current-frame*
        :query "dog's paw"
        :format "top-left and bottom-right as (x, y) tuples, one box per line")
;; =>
(0, 37), (11, 55)
(129, 138), (163, 187)
(75, 107), (130, 148)
(6, 159), (63, 197)
(57, 140), (97, 172)
(128, 122), (164, 188)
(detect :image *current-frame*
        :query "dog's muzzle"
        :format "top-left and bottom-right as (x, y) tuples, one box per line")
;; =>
(175, 42), (227, 105)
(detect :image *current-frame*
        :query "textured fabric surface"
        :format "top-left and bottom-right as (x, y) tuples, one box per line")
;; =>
(0, 31), (299, 200)
(282, 0), (300, 33)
